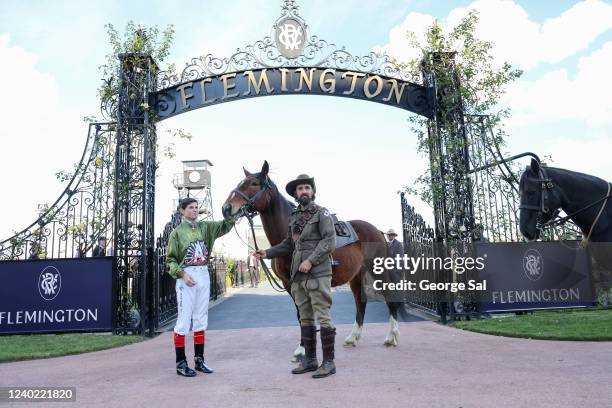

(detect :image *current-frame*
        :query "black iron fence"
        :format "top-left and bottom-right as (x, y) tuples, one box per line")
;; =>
(400, 193), (439, 315)
(209, 258), (227, 301)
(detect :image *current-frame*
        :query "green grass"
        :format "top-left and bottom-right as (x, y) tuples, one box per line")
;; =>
(0, 333), (144, 363)
(453, 309), (612, 341)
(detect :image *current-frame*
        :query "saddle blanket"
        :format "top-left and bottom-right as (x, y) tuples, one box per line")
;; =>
(332, 214), (359, 249)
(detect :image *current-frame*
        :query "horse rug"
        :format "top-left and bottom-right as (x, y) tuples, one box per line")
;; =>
(331, 214), (358, 248)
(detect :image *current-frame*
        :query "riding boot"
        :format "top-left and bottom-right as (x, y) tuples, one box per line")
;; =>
(292, 325), (318, 374)
(194, 343), (214, 374)
(312, 326), (336, 378)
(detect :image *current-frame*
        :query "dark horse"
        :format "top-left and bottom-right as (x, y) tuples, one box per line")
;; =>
(519, 159), (612, 274)
(222, 161), (401, 358)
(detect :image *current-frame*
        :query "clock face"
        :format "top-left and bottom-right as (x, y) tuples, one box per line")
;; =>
(188, 171), (201, 183)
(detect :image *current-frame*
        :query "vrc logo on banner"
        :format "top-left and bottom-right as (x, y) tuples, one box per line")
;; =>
(476, 241), (594, 312)
(0, 258), (114, 334)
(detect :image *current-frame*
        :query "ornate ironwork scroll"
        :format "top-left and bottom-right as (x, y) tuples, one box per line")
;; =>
(0, 122), (117, 261)
(157, 44), (423, 91)
(153, 1), (432, 120)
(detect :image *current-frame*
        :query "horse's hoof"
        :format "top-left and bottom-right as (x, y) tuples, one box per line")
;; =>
(383, 338), (398, 347)
(343, 339), (357, 347)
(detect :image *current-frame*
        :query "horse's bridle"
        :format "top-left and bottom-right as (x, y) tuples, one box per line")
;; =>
(230, 177), (271, 218)
(518, 165), (560, 232)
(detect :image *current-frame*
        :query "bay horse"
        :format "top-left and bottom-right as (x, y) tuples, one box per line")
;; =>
(519, 158), (612, 275)
(222, 161), (401, 359)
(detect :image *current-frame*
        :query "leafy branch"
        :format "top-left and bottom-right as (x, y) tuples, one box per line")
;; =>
(400, 10), (522, 206)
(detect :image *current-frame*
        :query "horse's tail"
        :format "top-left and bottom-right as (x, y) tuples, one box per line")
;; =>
(379, 230), (389, 257)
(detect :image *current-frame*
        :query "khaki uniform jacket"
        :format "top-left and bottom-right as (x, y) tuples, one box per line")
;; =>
(265, 202), (336, 282)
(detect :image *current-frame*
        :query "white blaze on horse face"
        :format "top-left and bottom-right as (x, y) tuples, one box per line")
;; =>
(343, 321), (362, 347)
(383, 315), (399, 347)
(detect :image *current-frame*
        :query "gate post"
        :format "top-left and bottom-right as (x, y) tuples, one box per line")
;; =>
(423, 52), (476, 322)
(114, 50), (158, 336)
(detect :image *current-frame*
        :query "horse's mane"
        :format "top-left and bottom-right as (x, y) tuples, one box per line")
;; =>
(523, 165), (609, 186)
(545, 166), (609, 186)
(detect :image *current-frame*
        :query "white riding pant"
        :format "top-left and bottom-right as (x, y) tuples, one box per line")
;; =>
(173, 265), (210, 335)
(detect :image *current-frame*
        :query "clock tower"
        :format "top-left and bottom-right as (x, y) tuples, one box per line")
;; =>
(173, 159), (214, 220)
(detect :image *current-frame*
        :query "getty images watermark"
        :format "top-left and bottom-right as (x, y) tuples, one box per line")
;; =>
(371, 253), (487, 291)
(360, 243), (489, 302)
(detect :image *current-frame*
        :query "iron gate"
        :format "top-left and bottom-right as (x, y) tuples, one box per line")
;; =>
(401, 115), (583, 320)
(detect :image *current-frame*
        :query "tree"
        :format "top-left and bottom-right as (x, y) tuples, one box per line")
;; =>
(402, 10), (522, 209)
(98, 22), (192, 159)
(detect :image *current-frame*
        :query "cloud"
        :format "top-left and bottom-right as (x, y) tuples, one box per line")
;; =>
(543, 136), (612, 180)
(0, 34), (59, 128)
(505, 41), (612, 131)
(0, 34), (84, 239)
(375, 0), (612, 70)
(373, 12), (435, 63)
(538, 0), (612, 65)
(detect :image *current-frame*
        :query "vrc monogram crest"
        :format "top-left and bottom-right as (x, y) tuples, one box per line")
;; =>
(275, 18), (307, 59)
(523, 249), (544, 282)
(39, 265), (62, 301)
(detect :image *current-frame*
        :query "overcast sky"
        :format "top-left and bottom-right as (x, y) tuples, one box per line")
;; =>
(1, 0), (611, 257)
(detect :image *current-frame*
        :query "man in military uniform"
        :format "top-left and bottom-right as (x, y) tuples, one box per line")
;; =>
(253, 174), (337, 378)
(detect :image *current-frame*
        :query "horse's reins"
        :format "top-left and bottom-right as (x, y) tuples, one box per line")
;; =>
(244, 212), (289, 293)
(230, 180), (290, 293)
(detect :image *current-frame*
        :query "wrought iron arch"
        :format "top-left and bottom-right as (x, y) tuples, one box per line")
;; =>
(151, 1), (434, 120)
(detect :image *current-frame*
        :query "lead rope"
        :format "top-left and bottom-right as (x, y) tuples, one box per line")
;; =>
(582, 182), (611, 247)
(245, 213), (289, 293)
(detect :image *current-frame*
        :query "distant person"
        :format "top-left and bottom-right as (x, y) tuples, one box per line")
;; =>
(28, 243), (45, 260)
(230, 261), (238, 287)
(386, 229), (404, 258)
(92, 236), (108, 257)
(239, 260), (247, 286)
(248, 254), (259, 287)
(76, 242), (87, 258)
(386, 228), (406, 300)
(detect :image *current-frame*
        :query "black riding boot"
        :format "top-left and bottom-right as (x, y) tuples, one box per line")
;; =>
(292, 325), (318, 374)
(194, 343), (214, 374)
(312, 326), (336, 378)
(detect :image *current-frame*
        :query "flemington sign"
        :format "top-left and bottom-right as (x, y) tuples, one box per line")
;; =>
(153, 67), (432, 120)
(476, 241), (594, 312)
(0, 258), (114, 334)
